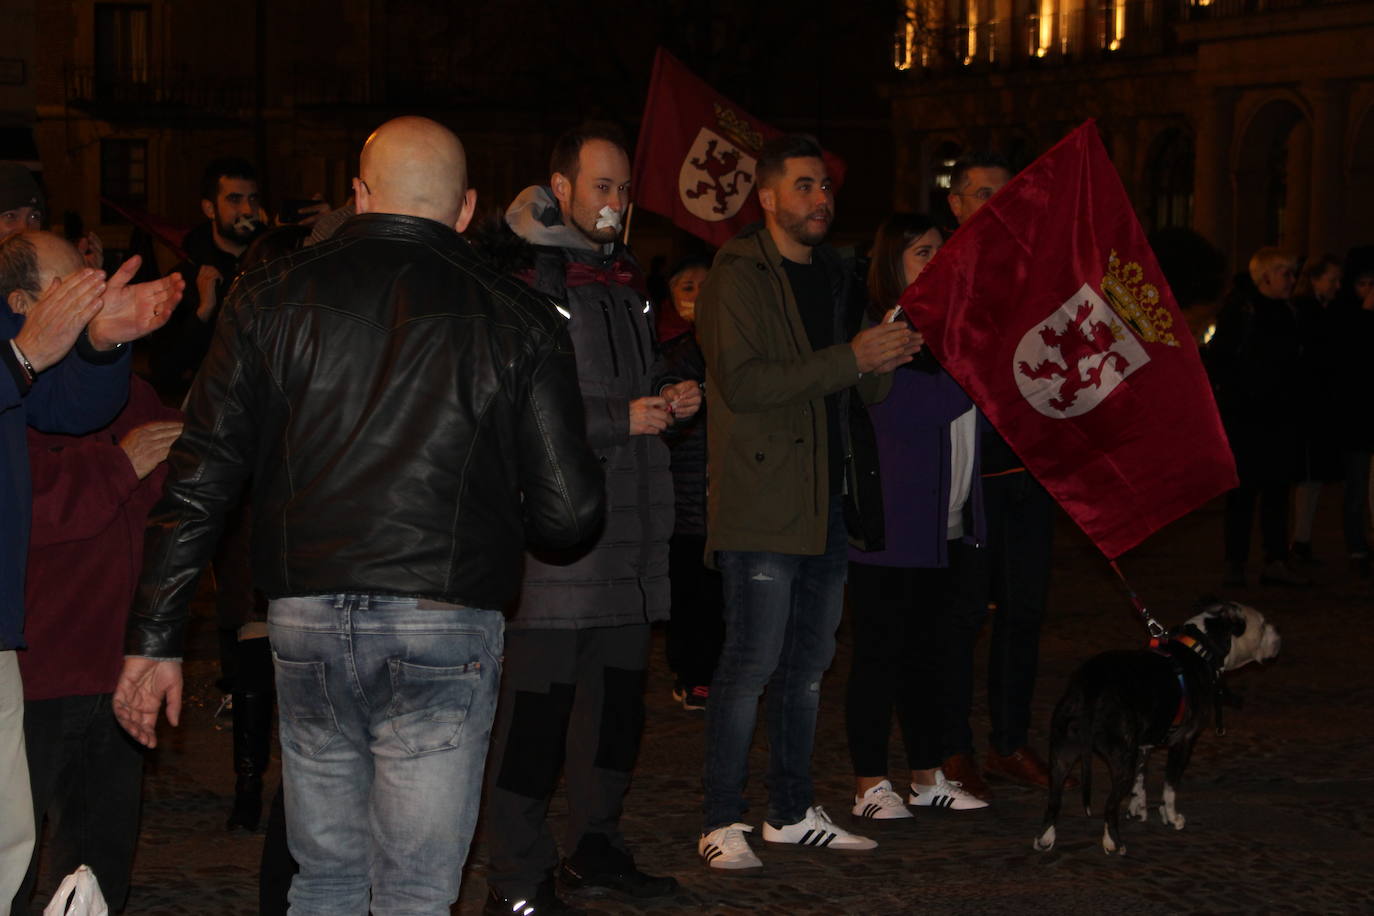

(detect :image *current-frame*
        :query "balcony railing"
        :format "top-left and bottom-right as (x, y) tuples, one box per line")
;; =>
(65, 65), (254, 119)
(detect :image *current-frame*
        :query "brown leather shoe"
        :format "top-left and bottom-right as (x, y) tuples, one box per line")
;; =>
(984, 746), (1078, 790)
(940, 753), (993, 801)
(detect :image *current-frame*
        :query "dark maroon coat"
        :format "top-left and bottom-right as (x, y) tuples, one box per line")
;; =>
(19, 377), (180, 700)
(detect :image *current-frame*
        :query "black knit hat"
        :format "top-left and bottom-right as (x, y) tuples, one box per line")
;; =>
(0, 162), (43, 214)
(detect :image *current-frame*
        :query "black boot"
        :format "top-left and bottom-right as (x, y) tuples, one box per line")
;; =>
(483, 878), (586, 915)
(227, 639), (274, 831)
(559, 833), (678, 899)
(227, 772), (264, 831)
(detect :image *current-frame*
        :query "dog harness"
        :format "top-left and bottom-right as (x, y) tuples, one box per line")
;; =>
(1150, 631), (1226, 735)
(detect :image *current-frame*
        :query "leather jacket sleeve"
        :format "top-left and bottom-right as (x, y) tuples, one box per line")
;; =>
(125, 288), (258, 659)
(518, 321), (606, 549)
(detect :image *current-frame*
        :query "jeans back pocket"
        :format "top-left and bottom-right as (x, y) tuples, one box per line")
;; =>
(381, 659), (481, 757)
(273, 654), (342, 758)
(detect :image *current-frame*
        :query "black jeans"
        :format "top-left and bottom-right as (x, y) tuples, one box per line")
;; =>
(665, 533), (725, 688)
(845, 562), (954, 776)
(16, 694), (143, 912)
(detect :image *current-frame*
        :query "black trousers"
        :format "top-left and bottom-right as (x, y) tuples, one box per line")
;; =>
(665, 534), (725, 688)
(15, 694), (143, 912)
(484, 624), (650, 896)
(1224, 481), (1291, 566)
(942, 471), (1055, 758)
(845, 563), (951, 775)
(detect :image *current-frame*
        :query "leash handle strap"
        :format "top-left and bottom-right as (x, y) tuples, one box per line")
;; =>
(1109, 560), (1167, 639)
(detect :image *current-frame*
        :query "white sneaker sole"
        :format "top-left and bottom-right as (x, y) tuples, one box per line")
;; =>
(762, 826), (877, 850)
(699, 845), (762, 870)
(852, 801), (913, 820)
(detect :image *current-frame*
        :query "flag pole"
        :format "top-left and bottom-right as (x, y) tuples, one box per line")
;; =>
(622, 202), (635, 246)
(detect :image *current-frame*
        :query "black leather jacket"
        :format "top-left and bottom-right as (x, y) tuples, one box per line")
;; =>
(126, 213), (605, 658)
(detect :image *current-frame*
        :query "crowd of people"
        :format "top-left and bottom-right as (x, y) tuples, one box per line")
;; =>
(1205, 245), (1374, 588)
(0, 114), (1369, 916)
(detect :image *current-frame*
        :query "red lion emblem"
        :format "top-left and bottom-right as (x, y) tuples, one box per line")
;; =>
(684, 139), (753, 215)
(1017, 300), (1129, 412)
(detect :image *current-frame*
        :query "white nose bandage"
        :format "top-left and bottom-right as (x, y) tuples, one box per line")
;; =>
(595, 206), (621, 231)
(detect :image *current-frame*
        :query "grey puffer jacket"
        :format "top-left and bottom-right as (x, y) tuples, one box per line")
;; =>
(503, 186), (674, 629)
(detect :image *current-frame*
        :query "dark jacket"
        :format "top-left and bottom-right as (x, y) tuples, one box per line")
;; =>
(1, 313), (131, 651)
(147, 221), (242, 400)
(499, 185), (674, 629)
(22, 377), (180, 698)
(660, 329), (707, 537)
(1205, 286), (1304, 484)
(695, 225), (888, 557)
(1325, 301), (1374, 452)
(1292, 294), (1342, 480)
(125, 213), (605, 659)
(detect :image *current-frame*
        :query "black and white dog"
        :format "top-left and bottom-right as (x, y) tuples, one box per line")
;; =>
(1033, 600), (1280, 856)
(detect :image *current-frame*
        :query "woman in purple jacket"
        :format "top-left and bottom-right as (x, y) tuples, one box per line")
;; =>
(846, 214), (989, 819)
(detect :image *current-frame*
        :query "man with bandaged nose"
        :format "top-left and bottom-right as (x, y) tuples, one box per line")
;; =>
(481, 121), (696, 915)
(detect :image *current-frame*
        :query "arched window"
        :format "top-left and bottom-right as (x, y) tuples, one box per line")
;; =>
(1148, 129), (1194, 231)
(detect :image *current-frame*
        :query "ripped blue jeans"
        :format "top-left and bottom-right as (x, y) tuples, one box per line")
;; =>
(703, 496), (848, 831)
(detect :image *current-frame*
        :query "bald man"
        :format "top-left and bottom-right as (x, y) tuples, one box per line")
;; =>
(113, 117), (605, 915)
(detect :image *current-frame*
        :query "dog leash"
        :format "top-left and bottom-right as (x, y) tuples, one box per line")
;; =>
(1108, 560), (1167, 639)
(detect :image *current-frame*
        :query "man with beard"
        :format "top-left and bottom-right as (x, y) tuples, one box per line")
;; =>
(143, 157), (274, 831)
(481, 122), (698, 915)
(148, 157), (262, 400)
(693, 134), (919, 870)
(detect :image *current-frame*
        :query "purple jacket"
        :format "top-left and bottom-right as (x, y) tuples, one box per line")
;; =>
(849, 365), (985, 568)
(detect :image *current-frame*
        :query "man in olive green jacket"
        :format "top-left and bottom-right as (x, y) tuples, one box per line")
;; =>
(694, 134), (920, 871)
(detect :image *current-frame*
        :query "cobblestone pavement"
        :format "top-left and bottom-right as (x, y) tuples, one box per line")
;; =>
(25, 499), (1374, 914)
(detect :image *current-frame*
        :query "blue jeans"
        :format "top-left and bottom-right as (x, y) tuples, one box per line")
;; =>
(703, 497), (848, 831)
(268, 595), (503, 916)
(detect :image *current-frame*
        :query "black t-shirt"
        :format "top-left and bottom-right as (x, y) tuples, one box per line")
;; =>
(782, 257), (844, 496)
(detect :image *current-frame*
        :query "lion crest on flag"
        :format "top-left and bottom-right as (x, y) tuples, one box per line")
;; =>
(1013, 283), (1149, 419)
(679, 128), (756, 222)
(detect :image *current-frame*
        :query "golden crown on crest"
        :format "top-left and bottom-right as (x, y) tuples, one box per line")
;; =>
(713, 103), (764, 154)
(1100, 250), (1178, 347)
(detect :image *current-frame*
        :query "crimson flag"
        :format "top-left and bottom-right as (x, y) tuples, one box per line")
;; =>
(900, 121), (1236, 559)
(632, 48), (844, 247)
(100, 196), (191, 260)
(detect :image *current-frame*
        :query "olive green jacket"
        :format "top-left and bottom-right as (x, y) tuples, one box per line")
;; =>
(696, 225), (889, 558)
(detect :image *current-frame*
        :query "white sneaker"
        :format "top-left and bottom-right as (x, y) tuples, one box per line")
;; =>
(908, 770), (990, 810)
(761, 805), (877, 850)
(852, 779), (913, 820)
(699, 823), (763, 870)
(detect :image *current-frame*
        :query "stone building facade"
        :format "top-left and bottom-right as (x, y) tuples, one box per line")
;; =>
(888, 0), (1374, 266)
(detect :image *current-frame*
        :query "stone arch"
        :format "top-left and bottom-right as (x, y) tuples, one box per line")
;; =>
(1232, 94), (1311, 260)
(1347, 103), (1374, 248)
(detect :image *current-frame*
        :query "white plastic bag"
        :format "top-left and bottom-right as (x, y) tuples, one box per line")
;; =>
(42, 865), (108, 916)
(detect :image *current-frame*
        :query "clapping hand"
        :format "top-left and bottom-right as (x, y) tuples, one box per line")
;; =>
(86, 255), (185, 351)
